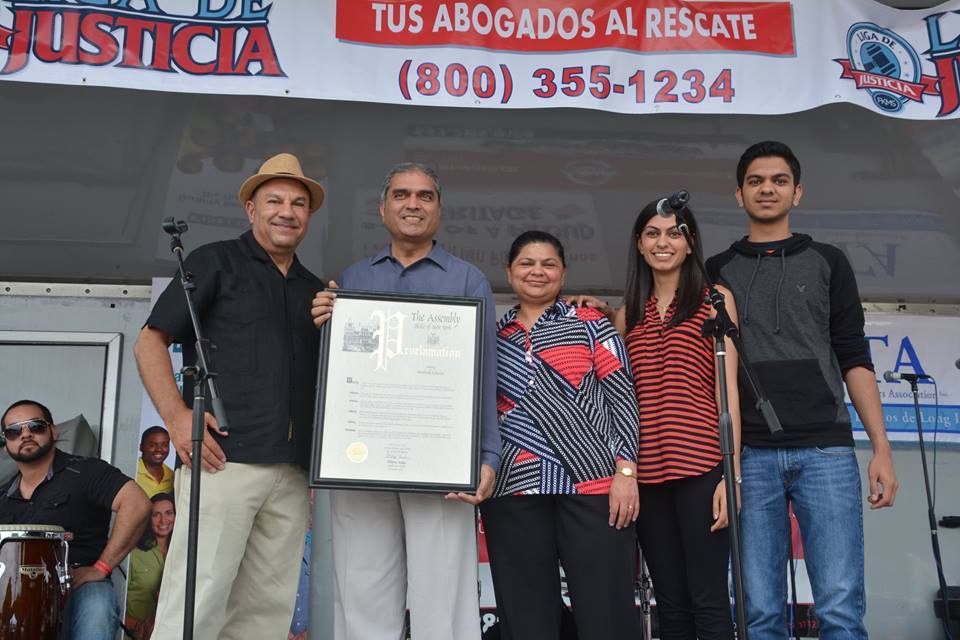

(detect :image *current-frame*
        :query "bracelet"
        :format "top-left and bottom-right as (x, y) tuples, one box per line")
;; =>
(93, 560), (112, 576)
(720, 475), (743, 485)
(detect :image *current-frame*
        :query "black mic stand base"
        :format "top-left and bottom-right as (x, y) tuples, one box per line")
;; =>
(934, 587), (960, 635)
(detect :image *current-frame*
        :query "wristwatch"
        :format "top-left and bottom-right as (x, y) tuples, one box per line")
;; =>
(617, 466), (635, 478)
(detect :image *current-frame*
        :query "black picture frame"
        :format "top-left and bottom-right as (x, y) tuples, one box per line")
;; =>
(309, 289), (484, 493)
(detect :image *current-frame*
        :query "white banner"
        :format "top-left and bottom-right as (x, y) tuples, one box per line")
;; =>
(1, 0), (960, 120)
(853, 313), (960, 445)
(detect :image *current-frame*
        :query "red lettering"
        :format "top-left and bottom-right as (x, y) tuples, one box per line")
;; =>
(172, 24), (216, 74)
(233, 26), (282, 76)
(150, 20), (173, 71)
(216, 26), (237, 74)
(115, 16), (154, 68)
(34, 10), (79, 64)
(0, 8), (284, 78)
(0, 9), (36, 74)
(932, 55), (960, 117)
(78, 13), (117, 65)
(0, 25), (13, 50)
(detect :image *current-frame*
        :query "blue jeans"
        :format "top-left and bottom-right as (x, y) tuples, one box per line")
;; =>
(740, 445), (867, 640)
(62, 579), (120, 640)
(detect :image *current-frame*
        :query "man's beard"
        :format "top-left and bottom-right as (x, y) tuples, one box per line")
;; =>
(9, 438), (54, 463)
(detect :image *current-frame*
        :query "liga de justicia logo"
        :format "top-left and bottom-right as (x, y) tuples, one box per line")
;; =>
(835, 13), (960, 117)
(0, 0), (284, 76)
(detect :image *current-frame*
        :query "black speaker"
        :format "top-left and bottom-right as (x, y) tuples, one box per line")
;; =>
(934, 586), (960, 621)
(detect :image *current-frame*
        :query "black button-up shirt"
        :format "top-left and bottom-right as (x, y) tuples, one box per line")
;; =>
(146, 231), (322, 468)
(0, 449), (130, 566)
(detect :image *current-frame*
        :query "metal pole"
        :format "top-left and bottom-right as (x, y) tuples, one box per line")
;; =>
(909, 380), (954, 639)
(713, 329), (749, 639)
(183, 377), (206, 640)
(675, 211), (766, 639)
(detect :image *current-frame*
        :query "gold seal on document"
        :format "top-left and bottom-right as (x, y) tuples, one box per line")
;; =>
(346, 442), (368, 463)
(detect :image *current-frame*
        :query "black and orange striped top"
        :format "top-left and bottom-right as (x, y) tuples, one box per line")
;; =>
(624, 295), (721, 484)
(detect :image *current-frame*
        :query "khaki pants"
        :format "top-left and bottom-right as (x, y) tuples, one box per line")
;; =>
(330, 490), (481, 640)
(151, 463), (309, 640)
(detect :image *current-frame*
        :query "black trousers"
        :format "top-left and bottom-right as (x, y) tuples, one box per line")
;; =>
(637, 465), (734, 640)
(481, 494), (640, 640)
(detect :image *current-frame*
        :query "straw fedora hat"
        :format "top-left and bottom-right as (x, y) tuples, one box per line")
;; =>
(238, 153), (325, 213)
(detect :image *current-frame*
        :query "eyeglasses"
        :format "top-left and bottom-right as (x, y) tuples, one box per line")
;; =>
(2, 418), (51, 441)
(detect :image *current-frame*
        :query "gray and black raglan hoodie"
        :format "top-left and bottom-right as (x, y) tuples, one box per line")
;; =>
(706, 233), (875, 448)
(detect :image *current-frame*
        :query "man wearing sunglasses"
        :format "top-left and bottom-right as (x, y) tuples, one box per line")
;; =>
(0, 399), (152, 640)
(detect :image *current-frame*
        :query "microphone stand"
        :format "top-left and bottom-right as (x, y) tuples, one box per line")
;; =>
(674, 206), (784, 640)
(637, 550), (653, 640)
(162, 218), (230, 640)
(903, 377), (955, 639)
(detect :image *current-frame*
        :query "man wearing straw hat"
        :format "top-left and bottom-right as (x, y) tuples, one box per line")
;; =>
(135, 152), (325, 639)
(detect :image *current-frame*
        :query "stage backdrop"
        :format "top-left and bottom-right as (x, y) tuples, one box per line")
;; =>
(1, 0), (960, 120)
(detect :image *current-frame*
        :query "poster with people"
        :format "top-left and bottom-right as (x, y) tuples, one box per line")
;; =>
(125, 492), (176, 639)
(128, 282), (182, 639)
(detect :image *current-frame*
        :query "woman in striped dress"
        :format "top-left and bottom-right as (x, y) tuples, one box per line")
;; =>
(616, 201), (742, 639)
(481, 230), (642, 639)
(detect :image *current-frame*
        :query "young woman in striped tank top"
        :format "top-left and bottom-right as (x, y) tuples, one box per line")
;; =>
(576, 200), (743, 638)
(619, 200), (742, 639)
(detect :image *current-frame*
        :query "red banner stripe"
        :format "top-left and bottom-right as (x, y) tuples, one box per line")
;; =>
(835, 59), (939, 103)
(337, 0), (795, 55)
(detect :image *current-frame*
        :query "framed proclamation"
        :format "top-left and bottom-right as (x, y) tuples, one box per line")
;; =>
(310, 290), (484, 492)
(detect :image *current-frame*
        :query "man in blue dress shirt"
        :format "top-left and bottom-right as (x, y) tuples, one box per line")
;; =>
(311, 162), (501, 640)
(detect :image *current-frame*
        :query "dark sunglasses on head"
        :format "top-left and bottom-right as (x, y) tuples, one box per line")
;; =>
(2, 418), (51, 441)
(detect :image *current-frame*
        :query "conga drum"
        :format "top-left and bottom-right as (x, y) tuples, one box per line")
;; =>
(0, 524), (69, 640)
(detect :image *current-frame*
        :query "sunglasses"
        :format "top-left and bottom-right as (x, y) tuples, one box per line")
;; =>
(2, 418), (51, 441)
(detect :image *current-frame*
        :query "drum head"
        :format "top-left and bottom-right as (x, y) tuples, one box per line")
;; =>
(0, 524), (65, 532)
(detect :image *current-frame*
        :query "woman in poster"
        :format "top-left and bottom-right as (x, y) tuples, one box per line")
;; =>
(480, 230), (642, 639)
(125, 492), (176, 639)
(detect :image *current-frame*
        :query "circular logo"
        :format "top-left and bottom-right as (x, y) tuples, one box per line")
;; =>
(346, 442), (368, 464)
(873, 93), (901, 111)
(846, 22), (922, 113)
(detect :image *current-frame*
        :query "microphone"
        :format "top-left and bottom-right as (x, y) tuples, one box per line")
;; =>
(656, 190), (692, 238)
(883, 370), (932, 383)
(955, 358), (960, 370)
(162, 217), (188, 235)
(656, 190), (690, 218)
(162, 218), (188, 254)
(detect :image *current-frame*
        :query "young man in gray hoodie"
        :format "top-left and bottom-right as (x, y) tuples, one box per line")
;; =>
(707, 140), (898, 639)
